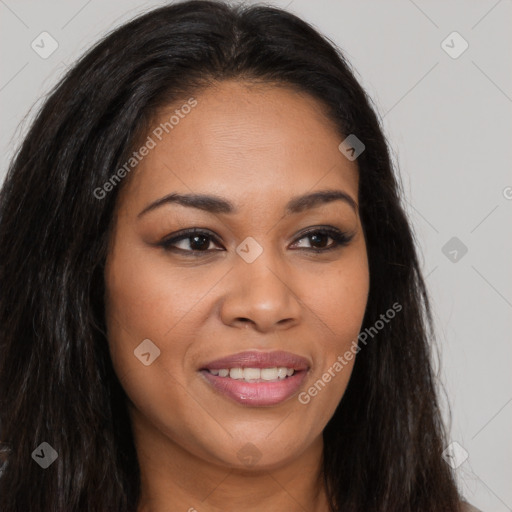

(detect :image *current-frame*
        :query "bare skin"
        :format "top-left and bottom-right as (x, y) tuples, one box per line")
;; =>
(104, 80), (370, 512)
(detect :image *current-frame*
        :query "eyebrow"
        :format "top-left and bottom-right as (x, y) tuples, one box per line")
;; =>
(137, 189), (358, 218)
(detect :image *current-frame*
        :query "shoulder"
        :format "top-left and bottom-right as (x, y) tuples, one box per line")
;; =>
(461, 501), (483, 512)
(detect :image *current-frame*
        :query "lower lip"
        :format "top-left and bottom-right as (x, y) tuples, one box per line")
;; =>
(200, 370), (308, 406)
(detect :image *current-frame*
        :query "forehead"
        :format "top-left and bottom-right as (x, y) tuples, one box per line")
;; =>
(118, 80), (359, 215)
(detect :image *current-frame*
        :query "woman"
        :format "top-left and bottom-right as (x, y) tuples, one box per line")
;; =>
(0, 1), (480, 510)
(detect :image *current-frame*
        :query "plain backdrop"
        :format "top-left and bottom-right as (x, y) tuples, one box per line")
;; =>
(1, 1), (511, 510)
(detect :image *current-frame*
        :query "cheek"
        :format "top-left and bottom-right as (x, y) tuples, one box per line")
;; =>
(105, 242), (205, 337)
(104, 241), (230, 382)
(305, 251), (369, 349)
(295, 251), (369, 417)
(103, 241), (178, 378)
(105, 250), (181, 338)
(104, 246), (215, 450)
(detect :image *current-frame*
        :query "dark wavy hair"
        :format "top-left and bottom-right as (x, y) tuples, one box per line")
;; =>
(0, 1), (462, 510)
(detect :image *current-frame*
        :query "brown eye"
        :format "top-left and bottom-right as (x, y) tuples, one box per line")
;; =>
(292, 228), (353, 252)
(159, 229), (222, 254)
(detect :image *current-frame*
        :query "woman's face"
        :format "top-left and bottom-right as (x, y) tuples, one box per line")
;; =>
(104, 80), (369, 470)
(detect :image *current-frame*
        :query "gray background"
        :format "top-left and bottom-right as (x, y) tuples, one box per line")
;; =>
(1, 0), (511, 510)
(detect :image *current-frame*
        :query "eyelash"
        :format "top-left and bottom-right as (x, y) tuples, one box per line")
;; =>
(158, 226), (354, 256)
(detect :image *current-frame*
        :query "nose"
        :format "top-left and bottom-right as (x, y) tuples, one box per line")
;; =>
(220, 249), (302, 333)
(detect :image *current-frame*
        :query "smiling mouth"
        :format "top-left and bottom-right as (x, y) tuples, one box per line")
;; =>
(199, 367), (309, 406)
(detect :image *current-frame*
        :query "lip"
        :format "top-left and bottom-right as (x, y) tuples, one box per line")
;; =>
(200, 350), (310, 371)
(200, 369), (308, 406)
(199, 350), (311, 407)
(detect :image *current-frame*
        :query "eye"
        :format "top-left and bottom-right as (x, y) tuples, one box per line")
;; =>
(158, 226), (354, 256)
(159, 228), (222, 254)
(291, 227), (354, 253)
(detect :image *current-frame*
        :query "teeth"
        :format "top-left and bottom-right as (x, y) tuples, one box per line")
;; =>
(229, 368), (243, 379)
(261, 368), (278, 380)
(208, 367), (296, 382)
(276, 367), (287, 379)
(244, 368), (261, 381)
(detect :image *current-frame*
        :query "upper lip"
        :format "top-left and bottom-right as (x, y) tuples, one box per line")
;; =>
(200, 350), (310, 371)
